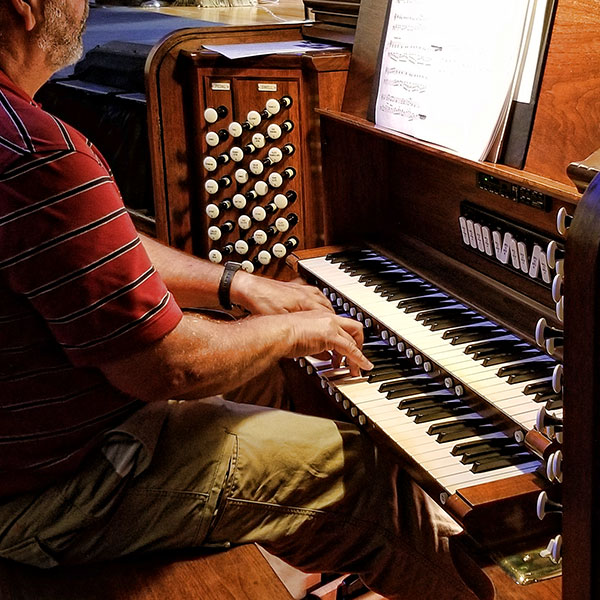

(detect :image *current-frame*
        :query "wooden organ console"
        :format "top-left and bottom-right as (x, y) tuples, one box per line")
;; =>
(145, 23), (350, 277)
(279, 0), (600, 598)
(142, 0), (600, 597)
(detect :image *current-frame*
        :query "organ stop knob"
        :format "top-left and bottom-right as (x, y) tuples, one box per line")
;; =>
(275, 213), (298, 232)
(228, 121), (253, 137)
(556, 207), (573, 235)
(536, 491), (563, 520)
(209, 244), (234, 263)
(207, 220), (234, 241)
(204, 105), (228, 123)
(273, 190), (297, 209)
(251, 133), (266, 148)
(205, 175), (232, 195)
(535, 317), (564, 353)
(241, 260), (255, 273)
(272, 236), (299, 258)
(540, 534), (562, 564)
(229, 146), (245, 162)
(205, 198), (232, 219)
(203, 153), (229, 172)
(205, 129), (229, 147)
(246, 110), (262, 127)
(257, 250), (272, 265)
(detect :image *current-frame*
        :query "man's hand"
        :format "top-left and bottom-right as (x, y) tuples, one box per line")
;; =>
(283, 310), (373, 376)
(231, 271), (334, 315)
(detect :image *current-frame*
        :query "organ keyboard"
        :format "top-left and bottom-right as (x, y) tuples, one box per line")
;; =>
(300, 250), (561, 437)
(293, 248), (562, 533)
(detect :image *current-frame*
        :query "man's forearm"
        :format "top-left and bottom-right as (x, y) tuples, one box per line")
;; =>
(99, 308), (372, 403)
(101, 312), (292, 402)
(139, 233), (224, 309)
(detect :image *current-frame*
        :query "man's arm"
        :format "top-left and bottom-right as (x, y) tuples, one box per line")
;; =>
(100, 309), (372, 403)
(140, 233), (333, 315)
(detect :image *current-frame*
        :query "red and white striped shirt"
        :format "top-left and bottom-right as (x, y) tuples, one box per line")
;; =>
(0, 70), (182, 497)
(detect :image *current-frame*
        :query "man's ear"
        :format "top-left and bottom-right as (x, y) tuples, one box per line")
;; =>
(8, 0), (40, 32)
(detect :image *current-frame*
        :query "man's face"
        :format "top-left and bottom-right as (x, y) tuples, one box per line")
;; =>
(36, 0), (89, 71)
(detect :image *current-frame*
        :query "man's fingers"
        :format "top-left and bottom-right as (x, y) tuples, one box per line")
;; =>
(335, 328), (373, 375)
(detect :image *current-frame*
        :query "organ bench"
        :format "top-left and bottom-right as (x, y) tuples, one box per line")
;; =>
(0, 544), (295, 600)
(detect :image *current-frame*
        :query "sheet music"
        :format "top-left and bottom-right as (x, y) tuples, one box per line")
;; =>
(375, 0), (531, 161)
(202, 40), (343, 60)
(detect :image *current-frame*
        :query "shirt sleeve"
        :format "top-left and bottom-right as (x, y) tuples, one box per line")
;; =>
(0, 144), (183, 367)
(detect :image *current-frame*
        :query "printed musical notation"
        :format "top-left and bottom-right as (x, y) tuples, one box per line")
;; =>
(374, 0), (532, 161)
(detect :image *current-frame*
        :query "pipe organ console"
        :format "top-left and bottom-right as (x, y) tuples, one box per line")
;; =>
(145, 25), (350, 276)
(142, 1), (600, 597)
(277, 0), (600, 597)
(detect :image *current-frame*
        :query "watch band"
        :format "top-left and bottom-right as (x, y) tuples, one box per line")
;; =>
(218, 261), (243, 310)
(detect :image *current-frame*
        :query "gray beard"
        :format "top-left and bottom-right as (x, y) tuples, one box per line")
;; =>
(36, 3), (87, 71)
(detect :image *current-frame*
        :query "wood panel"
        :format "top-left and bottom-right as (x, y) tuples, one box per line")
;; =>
(562, 175), (600, 600)
(526, 0), (600, 184)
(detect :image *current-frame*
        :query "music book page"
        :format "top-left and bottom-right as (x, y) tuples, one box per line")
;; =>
(374, 0), (531, 162)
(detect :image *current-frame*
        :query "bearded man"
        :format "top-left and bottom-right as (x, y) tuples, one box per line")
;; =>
(0, 2), (478, 599)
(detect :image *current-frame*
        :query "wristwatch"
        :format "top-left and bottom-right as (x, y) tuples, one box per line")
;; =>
(218, 261), (243, 310)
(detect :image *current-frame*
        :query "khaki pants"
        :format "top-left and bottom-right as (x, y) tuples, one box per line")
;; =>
(0, 377), (477, 600)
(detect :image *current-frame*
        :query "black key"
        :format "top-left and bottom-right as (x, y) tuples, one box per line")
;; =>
(410, 404), (473, 423)
(386, 383), (445, 400)
(507, 367), (555, 384)
(481, 349), (541, 366)
(360, 271), (408, 286)
(378, 375), (433, 393)
(326, 249), (374, 263)
(497, 360), (555, 377)
(397, 295), (455, 313)
(368, 368), (420, 383)
(471, 453), (536, 473)
(464, 339), (530, 355)
(426, 315), (485, 331)
(459, 444), (523, 464)
(415, 307), (469, 322)
(385, 286), (434, 300)
(523, 380), (554, 395)
(428, 419), (497, 443)
(368, 354), (412, 366)
(442, 324), (503, 340)
(398, 391), (459, 408)
(545, 397), (563, 411)
(534, 391), (561, 403)
(398, 393), (458, 410)
(451, 436), (517, 457)
(449, 329), (507, 345)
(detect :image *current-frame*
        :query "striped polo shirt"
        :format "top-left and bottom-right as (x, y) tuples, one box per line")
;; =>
(0, 70), (182, 497)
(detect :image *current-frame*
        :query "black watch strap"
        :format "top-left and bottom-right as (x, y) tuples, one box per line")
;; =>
(218, 261), (243, 310)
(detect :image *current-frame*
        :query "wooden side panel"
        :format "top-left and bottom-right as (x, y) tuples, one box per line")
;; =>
(563, 176), (600, 600)
(526, 0), (600, 185)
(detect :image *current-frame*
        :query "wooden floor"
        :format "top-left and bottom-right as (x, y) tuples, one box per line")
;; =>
(143, 0), (307, 26)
